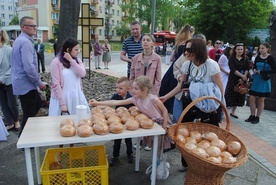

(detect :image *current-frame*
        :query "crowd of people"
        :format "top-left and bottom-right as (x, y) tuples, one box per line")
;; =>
(1, 17), (276, 176)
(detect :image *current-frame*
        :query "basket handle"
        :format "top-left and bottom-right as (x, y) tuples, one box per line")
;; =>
(174, 96), (230, 135)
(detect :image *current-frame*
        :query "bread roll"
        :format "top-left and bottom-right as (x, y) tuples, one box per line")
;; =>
(77, 125), (93, 137)
(135, 113), (149, 122)
(129, 106), (139, 112)
(78, 119), (93, 127)
(93, 123), (109, 135)
(116, 107), (128, 114)
(125, 119), (140, 131)
(121, 114), (134, 124)
(107, 115), (121, 125)
(60, 125), (76, 137)
(109, 122), (124, 134)
(91, 113), (105, 122)
(90, 107), (103, 114)
(140, 118), (154, 129)
(60, 119), (75, 128)
(130, 109), (141, 117)
(105, 112), (118, 119)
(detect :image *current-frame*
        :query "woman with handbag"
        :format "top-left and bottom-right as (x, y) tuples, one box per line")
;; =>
(160, 38), (224, 172)
(245, 42), (276, 124)
(225, 43), (250, 119)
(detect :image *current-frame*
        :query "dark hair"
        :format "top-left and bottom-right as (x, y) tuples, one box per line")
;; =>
(231, 43), (246, 60)
(261, 42), (271, 54)
(58, 38), (79, 68)
(184, 38), (208, 64)
(223, 46), (232, 58)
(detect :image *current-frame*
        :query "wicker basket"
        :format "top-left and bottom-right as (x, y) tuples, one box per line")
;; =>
(168, 96), (248, 185)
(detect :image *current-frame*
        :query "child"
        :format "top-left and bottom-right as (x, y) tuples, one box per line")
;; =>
(90, 76), (171, 152)
(109, 77), (134, 166)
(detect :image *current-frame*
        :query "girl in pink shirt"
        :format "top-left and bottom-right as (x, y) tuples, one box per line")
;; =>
(90, 76), (171, 150)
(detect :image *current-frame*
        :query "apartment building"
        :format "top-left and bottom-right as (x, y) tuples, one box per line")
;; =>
(1, 0), (125, 41)
(0, 0), (18, 26)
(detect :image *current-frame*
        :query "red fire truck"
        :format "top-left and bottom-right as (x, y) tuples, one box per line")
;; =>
(153, 30), (176, 54)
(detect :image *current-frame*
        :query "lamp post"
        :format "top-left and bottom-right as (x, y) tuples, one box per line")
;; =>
(150, 0), (156, 34)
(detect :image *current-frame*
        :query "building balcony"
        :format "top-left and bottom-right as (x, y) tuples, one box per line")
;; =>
(105, 13), (113, 18)
(91, 0), (99, 4)
(105, 0), (114, 6)
(51, 3), (59, 10)
(91, 10), (99, 16)
(53, 19), (59, 25)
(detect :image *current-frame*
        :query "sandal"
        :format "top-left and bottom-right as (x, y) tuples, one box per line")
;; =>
(6, 125), (14, 131)
(230, 113), (238, 119)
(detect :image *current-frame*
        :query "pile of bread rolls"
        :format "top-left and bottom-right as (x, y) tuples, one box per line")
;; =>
(59, 106), (155, 137)
(176, 125), (242, 164)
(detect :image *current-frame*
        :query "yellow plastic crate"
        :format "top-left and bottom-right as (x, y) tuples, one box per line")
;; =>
(40, 145), (108, 185)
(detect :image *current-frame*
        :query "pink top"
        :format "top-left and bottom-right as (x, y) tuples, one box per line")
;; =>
(50, 57), (86, 106)
(132, 94), (162, 120)
(130, 52), (162, 95)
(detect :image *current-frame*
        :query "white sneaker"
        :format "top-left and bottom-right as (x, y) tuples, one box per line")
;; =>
(144, 146), (152, 151)
(133, 144), (141, 150)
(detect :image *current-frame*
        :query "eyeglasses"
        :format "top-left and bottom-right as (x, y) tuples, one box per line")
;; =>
(184, 47), (193, 53)
(215, 42), (221, 44)
(24, 24), (37, 28)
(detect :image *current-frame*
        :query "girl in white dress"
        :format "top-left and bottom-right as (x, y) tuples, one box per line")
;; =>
(218, 45), (234, 92)
(49, 38), (89, 116)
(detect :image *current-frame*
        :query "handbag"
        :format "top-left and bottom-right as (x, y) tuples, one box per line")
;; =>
(234, 82), (248, 95)
(145, 136), (170, 180)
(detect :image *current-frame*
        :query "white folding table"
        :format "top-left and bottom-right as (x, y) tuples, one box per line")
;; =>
(17, 115), (165, 185)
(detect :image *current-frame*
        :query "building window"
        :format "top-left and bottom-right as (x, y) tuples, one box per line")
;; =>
(8, 6), (12, 10)
(1, 14), (5, 19)
(117, 10), (119, 16)
(8, 0), (12, 2)
(117, 0), (119, 5)
(9, 14), (13, 19)
(112, 9), (114, 15)
(1, 22), (5, 26)
(117, 20), (119, 26)
(51, 12), (59, 19)
(51, 0), (58, 5)
(112, 20), (114, 26)
(1, 5), (4, 10)
(99, 29), (102, 36)
(112, 30), (114, 36)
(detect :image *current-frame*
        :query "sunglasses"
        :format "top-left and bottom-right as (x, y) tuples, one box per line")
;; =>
(216, 42), (221, 44)
(184, 47), (193, 53)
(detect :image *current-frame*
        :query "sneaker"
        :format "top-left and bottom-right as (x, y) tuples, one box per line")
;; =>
(178, 166), (188, 172)
(127, 155), (133, 164)
(251, 116), (259, 124)
(109, 157), (118, 167)
(144, 146), (152, 151)
(132, 144), (141, 150)
(245, 115), (255, 122)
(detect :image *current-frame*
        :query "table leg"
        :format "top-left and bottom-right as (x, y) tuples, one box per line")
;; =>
(25, 148), (34, 185)
(135, 137), (141, 172)
(151, 135), (158, 185)
(34, 147), (41, 184)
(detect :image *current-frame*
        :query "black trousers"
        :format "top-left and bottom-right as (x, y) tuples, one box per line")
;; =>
(113, 138), (133, 158)
(18, 90), (42, 137)
(37, 54), (45, 73)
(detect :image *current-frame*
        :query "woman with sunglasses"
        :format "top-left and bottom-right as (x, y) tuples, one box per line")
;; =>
(160, 38), (223, 172)
(224, 43), (250, 119)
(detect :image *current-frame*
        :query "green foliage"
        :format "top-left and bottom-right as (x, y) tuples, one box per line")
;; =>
(9, 15), (19, 25)
(114, 22), (130, 41)
(183, 0), (274, 43)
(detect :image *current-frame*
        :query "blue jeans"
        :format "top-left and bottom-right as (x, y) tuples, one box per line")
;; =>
(172, 97), (183, 124)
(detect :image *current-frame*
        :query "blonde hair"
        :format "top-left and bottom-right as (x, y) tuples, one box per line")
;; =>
(174, 25), (194, 52)
(0, 30), (9, 44)
(134, 76), (152, 95)
(116, 76), (131, 87)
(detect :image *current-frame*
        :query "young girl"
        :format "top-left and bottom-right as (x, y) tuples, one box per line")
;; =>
(130, 34), (162, 95)
(246, 42), (276, 124)
(89, 76), (171, 151)
(49, 38), (89, 116)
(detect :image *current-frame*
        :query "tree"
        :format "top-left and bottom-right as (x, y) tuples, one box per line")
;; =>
(57, 0), (81, 51)
(9, 15), (19, 25)
(183, 0), (274, 43)
(114, 22), (130, 41)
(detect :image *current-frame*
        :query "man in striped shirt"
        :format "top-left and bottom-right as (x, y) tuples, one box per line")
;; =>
(120, 21), (143, 78)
